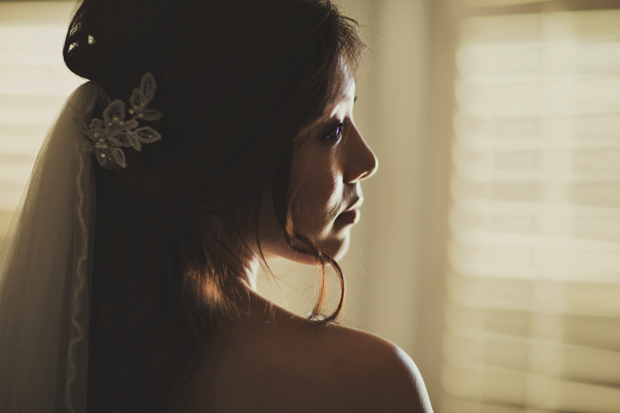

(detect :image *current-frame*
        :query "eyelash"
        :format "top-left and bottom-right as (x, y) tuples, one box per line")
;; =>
(322, 119), (350, 143)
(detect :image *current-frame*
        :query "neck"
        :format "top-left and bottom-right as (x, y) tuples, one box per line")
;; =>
(242, 256), (261, 291)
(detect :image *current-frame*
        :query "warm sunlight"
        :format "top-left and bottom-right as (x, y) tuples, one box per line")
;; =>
(444, 9), (620, 412)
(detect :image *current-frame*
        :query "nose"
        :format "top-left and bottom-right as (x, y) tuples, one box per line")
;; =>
(343, 123), (378, 183)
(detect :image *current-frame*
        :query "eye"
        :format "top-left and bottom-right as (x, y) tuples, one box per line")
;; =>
(321, 119), (350, 143)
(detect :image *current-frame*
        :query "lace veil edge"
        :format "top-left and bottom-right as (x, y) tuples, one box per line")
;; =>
(0, 81), (100, 413)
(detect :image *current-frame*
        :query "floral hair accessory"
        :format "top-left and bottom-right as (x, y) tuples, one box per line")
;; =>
(75, 72), (162, 169)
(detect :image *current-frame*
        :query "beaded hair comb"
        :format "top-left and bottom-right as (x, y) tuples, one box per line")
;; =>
(74, 72), (162, 169)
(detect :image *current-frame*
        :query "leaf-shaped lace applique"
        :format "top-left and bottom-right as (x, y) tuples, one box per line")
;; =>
(111, 147), (127, 168)
(125, 131), (142, 151)
(103, 100), (126, 125)
(95, 154), (108, 168)
(106, 134), (125, 147)
(135, 127), (161, 144)
(138, 110), (162, 121)
(74, 72), (162, 170)
(130, 88), (146, 110)
(123, 119), (139, 130)
(140, 72), (156, 103)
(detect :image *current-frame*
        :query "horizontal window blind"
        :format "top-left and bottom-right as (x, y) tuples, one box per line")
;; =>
(0, 2), (83, 245)
(443, 9), (620, 413)
(463, 0), (554, 8)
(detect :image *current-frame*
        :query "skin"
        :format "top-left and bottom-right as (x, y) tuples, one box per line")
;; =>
(257, 76), (377, 263)
(186, 76), (434, 412)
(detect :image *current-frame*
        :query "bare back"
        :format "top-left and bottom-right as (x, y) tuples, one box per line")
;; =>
(182, 293), (433, 413)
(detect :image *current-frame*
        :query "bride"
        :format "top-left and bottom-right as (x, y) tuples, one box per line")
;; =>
(0, 0), (433, 412)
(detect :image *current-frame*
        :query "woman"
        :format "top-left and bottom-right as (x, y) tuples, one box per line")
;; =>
(0, 0), (432, 412)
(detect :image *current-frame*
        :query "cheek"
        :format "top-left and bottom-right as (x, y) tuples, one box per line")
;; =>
(293, 165), (343, 234)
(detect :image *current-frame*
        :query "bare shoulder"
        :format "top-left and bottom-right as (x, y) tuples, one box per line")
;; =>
(312, 323), (434, 413)
(192, 311), (433, 413)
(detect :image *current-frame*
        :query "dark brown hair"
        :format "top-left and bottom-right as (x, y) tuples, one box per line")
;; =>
(64, 0), (366, 411)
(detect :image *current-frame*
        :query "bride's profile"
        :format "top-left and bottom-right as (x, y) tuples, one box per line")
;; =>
(0, 0), (433, 412)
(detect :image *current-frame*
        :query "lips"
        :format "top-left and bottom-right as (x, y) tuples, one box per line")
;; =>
(336, 197), (362, 224)
(336, 208), (359, 224)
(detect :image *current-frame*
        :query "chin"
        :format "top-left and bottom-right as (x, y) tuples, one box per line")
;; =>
(318, 233), (350, 262)
(332, 250), (347, 262)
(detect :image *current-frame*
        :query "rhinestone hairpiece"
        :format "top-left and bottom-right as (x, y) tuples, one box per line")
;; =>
(75, 72), (162, 169)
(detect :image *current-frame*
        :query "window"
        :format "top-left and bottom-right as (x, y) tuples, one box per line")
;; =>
(0, 1), (82, 244)
(442, 3), (620, 412)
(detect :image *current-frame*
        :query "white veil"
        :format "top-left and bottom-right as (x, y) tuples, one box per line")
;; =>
(0, 81), (101, 413)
